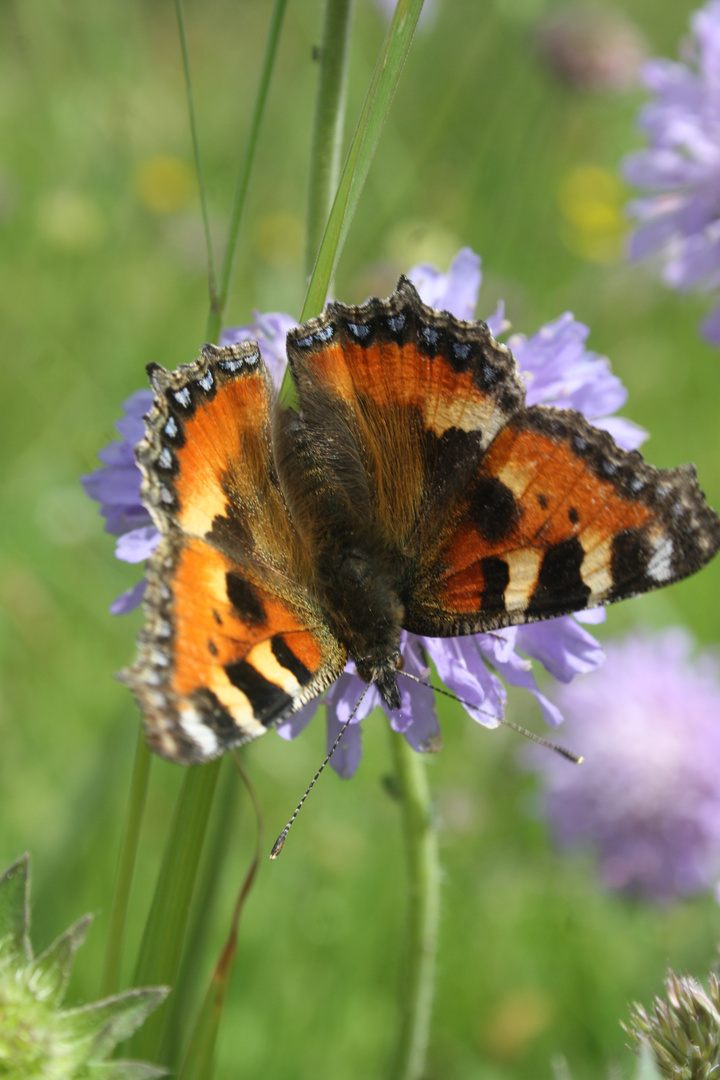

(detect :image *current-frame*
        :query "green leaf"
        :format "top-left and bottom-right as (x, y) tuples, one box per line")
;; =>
(127, 760), (222, 1061)
(0, 854), (31, 963)
(101, 730), (153, 998)
(91, 1063), (168, 1080)
(62, 987), (169, 1058)
(29, 915), (91, 1006)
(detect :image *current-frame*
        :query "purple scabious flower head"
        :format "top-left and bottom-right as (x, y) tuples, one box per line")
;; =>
(84, 247), (645, 774)
(221, 311), (296, 385)
(81, 389), (160, 613)
(623, 1), (720, 344)
(527, 629), (720, 901)
(279, 247), (642, 773)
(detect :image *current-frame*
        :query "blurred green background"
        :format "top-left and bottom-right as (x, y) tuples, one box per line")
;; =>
(2, 0), (720, 1077)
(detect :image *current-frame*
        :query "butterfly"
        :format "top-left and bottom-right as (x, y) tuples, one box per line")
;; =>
(124, 278), (720, 763)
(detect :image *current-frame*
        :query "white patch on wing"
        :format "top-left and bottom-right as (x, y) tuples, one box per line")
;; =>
(647, 533), (674, 582)
(503, 548), (542, 612)
(179, 705), (220, 757)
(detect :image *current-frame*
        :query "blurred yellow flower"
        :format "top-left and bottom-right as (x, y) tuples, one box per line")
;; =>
(558, 164), (626, 264)
(134, 154), (194, 213)
(484, 987), (554, 1059)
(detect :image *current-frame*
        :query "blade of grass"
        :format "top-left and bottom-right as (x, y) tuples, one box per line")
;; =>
(300, 0), (425, 322)
(305, 0), (355, 279)
(126, 759), (222, 1065)
(159, 758), (242, 1071)
(100, 727), (153, 998)
(176, 0), (218, 318)
(206, 0), (290, 344)
(177, 754), (263, 1080)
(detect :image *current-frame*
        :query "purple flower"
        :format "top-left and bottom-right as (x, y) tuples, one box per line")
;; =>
(527, 629), (720, 901)
(220, 311), (296, 384)
(85, 247), (647, 773)
(279, 246), (637, 773)
(623, 1), (720, 344)
(81, 390), (160, 613)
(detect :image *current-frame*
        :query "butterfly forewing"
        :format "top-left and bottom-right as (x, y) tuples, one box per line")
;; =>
(125, 343), (346, 764)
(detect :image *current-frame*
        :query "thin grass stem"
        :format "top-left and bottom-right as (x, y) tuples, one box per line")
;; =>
(300, 0), (424, 323)
(175, 0), (218, 318)
(207, 0), (290, 345)
(280, 0), (423, 407)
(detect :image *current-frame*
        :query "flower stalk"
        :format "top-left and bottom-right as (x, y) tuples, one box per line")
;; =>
(388, 729), (440, 1080)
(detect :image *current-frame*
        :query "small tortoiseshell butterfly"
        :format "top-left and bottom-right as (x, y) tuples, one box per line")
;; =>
(125, 279), (720, 763)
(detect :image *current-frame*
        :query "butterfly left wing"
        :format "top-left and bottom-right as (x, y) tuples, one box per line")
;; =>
(124, 343), (347, 764)
(403, 405), (720, 636)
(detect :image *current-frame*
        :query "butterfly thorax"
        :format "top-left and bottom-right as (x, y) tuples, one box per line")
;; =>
(316, 544), (405, 710)
(274, 402), (407, 709)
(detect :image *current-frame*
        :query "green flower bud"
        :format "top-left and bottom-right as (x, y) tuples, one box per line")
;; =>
(0, 855), (168, 1079)
(624, 967), (720, 1079)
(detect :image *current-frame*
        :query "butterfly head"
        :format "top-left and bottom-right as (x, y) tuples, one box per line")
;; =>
(354, 649), (403, 711)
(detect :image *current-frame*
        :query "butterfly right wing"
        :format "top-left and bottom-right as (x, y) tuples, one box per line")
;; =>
(125, 343), (347, 764)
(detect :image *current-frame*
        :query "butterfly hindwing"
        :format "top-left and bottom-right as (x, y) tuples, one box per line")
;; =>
(125, 343), (346, 764)
(404, 405), (720, 635)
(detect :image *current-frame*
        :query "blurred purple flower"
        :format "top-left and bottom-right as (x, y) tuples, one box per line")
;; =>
(527, 629), (720, 901)
(81, 389), (159, 613)
(623, 1), (720, 344)
(85, 246), (647, 773)
(221, 311), (296, 383)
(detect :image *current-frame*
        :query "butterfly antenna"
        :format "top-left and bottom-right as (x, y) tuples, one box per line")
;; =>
(397, 669), (583, 765)
(270, 682), (372, 860)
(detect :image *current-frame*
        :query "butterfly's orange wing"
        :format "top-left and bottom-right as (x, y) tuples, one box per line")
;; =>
(404, 405), (720, 635)
(125, 344), (346, 764)
(284, 279), (720, 638)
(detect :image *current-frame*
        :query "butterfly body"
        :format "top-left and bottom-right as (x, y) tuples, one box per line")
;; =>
(126, 279), (720, 763)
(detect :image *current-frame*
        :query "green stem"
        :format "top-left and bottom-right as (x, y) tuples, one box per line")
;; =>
(388, 731), (440, 1080)
(100, 727), (152, 998)
(127, 759), (222, 1064)
(176, 0), (218, 315)
(300, 0), (424, 324)
(177, 754), (263, 1080)
(279, 0), (422, 408)
(305, 0), (354, 280)
(206, 0), (290, 344)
